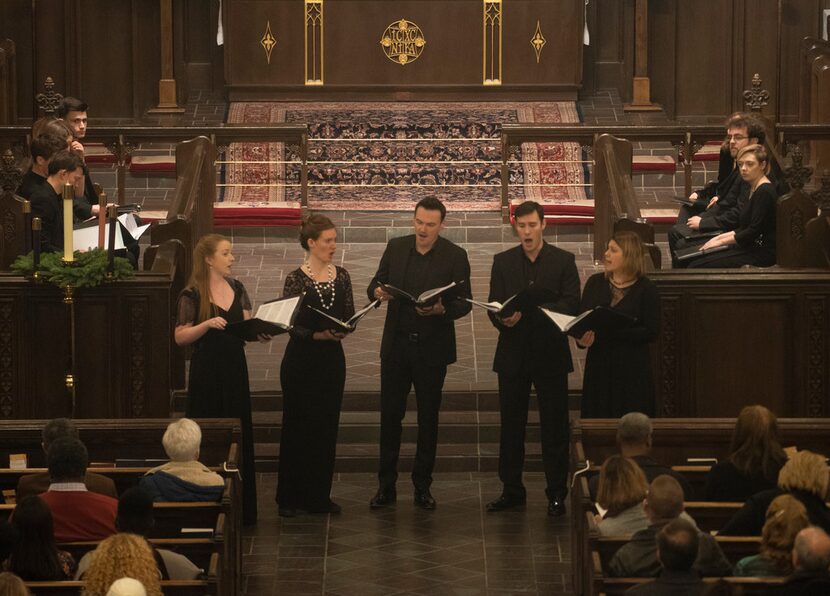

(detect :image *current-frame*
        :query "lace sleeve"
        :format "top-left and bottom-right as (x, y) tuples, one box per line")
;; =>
(284, 270), (313, 341)
(338, 267), (355, 320)
(176, 289), (198, 326)
(235, 279), (252, 312)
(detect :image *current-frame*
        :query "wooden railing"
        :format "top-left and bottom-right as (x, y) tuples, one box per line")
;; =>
(0, 124), (309, 207)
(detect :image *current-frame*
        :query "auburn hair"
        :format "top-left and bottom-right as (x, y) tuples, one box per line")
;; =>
(187, 234), (231, 324)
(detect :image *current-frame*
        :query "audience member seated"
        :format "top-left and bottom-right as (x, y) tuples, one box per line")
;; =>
(138, 418), (225, 502)
(595, 455), (650, 536)
(608, 475), (731, 578)
(734, 494), (809, 577)
(81, 534), (161, 596)
(28, 150), (85, 254)
(75, 488), (202, 581)
(668, 113), (765, 262)
(4, 496), (75, 580)
(588, 413), (693, 501)
(0, 572), (29, 596)
(705, 405), (787, 502)
(15, 134), (67, 200)
(720, 450), (830, 536)
(687, 144), (778, 268)
(776, 527), (830, 596)
(626, 518), (706, 596)
(106, 578), (147, 596)
(16, 418), (117, 502)
(39, 437), (117, 542)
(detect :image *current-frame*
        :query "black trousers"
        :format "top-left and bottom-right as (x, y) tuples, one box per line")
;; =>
(378, 334), (447, 491)
(497, 370), (569, 501)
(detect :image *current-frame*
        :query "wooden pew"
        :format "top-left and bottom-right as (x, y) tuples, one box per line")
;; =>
(149, 136), (215, 287)
(799, 37), (830, 175)
(24, 551), (219, 595)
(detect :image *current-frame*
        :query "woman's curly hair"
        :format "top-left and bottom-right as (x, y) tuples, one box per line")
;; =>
(81, 534), (161, 596)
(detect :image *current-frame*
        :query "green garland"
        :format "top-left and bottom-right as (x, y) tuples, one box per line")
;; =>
(12, 249), (134, 289)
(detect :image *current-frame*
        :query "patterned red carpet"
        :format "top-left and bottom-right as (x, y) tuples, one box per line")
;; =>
(223, 101), (589, 212)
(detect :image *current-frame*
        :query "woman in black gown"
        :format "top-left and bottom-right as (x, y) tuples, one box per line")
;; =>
(688, 144), (777, 268)
(277, 215), (354, 517)
(577, 231), (659, 418)
(174, 234), (268, 525)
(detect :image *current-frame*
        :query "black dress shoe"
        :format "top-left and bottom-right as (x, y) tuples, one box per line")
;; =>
(547, 498), (566, 517)
(278, 507), (296, 518)
(486, 495), (527, 512)
(307, 500), (342, 514)
(369, 488), (397, 509)
(414, 489), (436, 510)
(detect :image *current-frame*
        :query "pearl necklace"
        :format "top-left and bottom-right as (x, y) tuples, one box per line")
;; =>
(305, 262), (336, 310)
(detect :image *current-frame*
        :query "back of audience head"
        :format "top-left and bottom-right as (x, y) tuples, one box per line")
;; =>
(616, 412), (652, 453)
(597, 455), (649, 518)
(778, 450), (829, 499)
(47, 436), (88, 483)
(0, 572), (29, 596)
(106, 578), (147, 596)
(41, 418), (79, 452)
(162, 418), (202, 462)
(792, 526), (830, 573)
(657, 518), (699, 572)
(82, 533), (161, 596)
(31, 118), (74, 147)
(645, 475), (685, 522)
(116, 488), (155, 536)
(729, 405), (787, 483)
(760, 494), (810, 573)
(8, 496), (64, 581)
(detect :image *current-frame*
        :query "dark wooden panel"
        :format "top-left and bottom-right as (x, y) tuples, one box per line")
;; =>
(589, 0), (632, 99)
(0, 1), (33, 121)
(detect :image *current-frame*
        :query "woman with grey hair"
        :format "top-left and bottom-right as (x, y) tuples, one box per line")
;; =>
(138, 419), (224, 502)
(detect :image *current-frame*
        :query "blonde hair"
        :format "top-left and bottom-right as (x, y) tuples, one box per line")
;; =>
(778, 450), (829, 498)
(187, 234), (231, 324)
(608, 231), (647, 279)
(0, 573), (29, 596)
(596, 455), (649, 517)
(759, 494), (809, 573)
(736, 143), (771, 175)
(82, 534), (161, 596)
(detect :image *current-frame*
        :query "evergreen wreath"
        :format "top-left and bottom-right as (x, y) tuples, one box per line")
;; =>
(12, 249), (134, 289)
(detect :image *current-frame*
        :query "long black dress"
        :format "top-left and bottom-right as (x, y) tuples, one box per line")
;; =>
(176, 279), (257, 525)
(277, 266), (354, 511)
(579, 274), (659, 418)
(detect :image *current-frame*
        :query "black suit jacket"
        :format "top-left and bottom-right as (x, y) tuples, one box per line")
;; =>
(29, 183), (64, 253)
(367, 234), (472, 367)
(488, 243), (580, 377)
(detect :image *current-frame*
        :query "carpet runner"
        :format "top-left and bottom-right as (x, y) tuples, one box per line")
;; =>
(223, 101), (590, 215)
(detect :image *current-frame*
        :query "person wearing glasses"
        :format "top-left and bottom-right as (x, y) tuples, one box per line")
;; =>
(668, 113), (765, 266)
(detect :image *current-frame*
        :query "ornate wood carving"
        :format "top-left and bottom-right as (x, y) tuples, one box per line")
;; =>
(812, 170), (830, 213)
(1, 149), (21, 193)
(806, 297), (826, 416)
(35, 77), (63, 116)
(129, 300), (147, 417)
(743, 73), (769, 113)
(783, 144), (813, 191)
(0, 301), (14, 418)
(658, 297), (679, 416)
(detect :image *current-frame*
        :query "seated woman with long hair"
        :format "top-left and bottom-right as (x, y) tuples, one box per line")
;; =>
(82, 534), (161, 596)
(720, 450), (830, 536)
(4, 496), (74, 580)
(705, 405), (788, 501)
(595, 455), (650, 535)
(734, 494), (809, 576)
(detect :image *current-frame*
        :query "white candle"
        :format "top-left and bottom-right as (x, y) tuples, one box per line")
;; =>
(62, 183), (74, 262)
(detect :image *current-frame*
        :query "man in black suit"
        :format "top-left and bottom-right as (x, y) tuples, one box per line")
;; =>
(367, 197), (472, 510)
(485, 201), (580, 516)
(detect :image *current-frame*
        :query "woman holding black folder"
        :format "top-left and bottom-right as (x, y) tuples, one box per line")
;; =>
(577, 231), (659, 418)
(277, 215), (355, 517)
(174, 234), (267, 525)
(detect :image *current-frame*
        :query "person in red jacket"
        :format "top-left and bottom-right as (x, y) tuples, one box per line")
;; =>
(38, 437), (117, 542)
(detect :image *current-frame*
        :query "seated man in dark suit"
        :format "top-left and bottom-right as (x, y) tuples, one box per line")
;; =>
(16, 417), (117, 501)
(777, 527), (830, 596)
(15, 133), (68, 199)
(588, 412), (694, 501)
(39, 437), (118, 542)
(627, 518), (705, 595)
(608, 475), (731, 578)
(28, 150), (84, 254)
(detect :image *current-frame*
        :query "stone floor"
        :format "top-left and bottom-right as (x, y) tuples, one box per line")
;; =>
(245, 471), (572, 596)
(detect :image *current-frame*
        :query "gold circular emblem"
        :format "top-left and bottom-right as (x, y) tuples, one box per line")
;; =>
(380, 19), (426, 66)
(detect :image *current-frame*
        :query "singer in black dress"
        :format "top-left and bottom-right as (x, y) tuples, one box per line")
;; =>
(277, 215), (355, 516)
(577, 232), (659, 419)
(175, 234), (264, 525)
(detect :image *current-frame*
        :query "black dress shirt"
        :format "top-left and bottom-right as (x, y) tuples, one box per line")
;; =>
(397, 244), (436, 334)
(16, 169), (49, 199)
